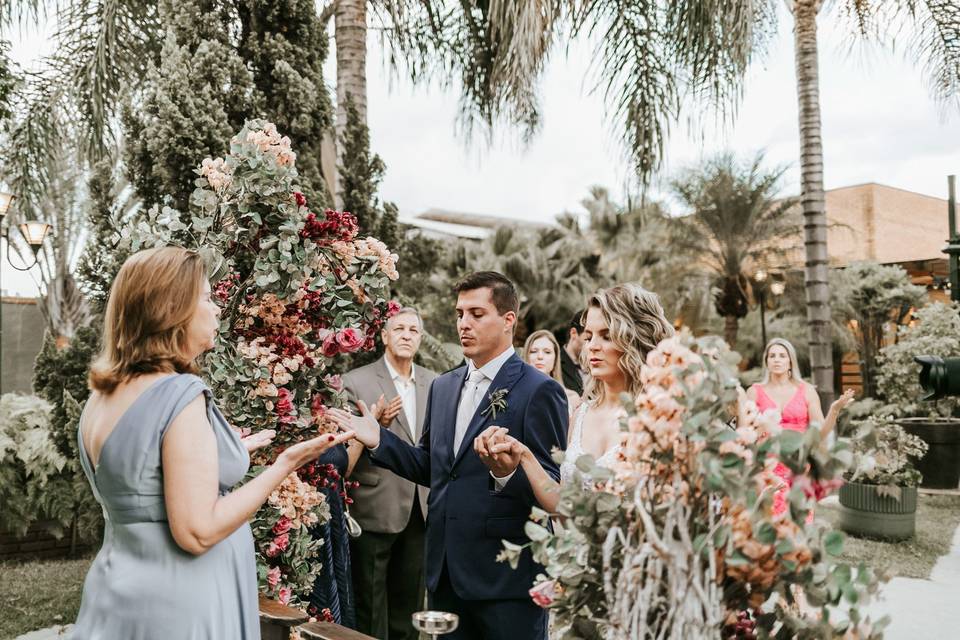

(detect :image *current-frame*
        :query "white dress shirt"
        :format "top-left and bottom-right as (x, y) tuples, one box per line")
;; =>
(453, 346), (517, 489)
(384, 357), (418, 440)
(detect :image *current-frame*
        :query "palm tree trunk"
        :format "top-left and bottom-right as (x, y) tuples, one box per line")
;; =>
(724, 315), (739, 348)
(329, 0), (368, 209)
(793, 0), (834, 408)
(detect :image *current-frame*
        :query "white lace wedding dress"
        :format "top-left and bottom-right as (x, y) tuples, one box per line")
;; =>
(559, 402), (621, 486)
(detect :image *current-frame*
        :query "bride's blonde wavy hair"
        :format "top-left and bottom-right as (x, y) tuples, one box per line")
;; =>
(581, 283), (675, 405)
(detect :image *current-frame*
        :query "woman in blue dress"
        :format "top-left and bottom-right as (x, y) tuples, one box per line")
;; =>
(71, 247), (355, 640)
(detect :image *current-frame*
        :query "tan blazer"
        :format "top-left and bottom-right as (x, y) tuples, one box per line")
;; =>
(343, 356), (436, 534)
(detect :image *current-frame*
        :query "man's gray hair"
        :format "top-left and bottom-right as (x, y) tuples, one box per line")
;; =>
(387, 306), (422, 328)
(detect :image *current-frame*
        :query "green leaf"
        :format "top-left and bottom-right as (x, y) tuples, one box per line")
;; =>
(824, 531), (845, 556)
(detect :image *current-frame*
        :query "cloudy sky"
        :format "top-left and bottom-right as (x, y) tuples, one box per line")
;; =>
(3, 4), (959, 295)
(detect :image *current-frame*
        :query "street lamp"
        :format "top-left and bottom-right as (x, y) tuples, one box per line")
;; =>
(753, 270), (784, 347)
(0, 191), (52, 271)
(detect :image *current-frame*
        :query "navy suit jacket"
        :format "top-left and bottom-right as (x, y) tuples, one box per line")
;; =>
(369, 353), (568, 601)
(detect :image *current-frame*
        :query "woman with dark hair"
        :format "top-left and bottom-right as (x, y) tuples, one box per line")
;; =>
(72, 246), (354, 639)
(476, 283), (675, 512)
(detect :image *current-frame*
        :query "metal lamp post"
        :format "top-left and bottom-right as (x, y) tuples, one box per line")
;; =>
(0, 191), (53, 271)
(945, 175), (960, 303)
(754, 270), (785, 347)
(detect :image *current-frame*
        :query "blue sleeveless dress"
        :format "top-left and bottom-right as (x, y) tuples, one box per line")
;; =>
(71, 374), (259, 639)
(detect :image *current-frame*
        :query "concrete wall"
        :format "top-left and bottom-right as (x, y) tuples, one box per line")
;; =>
(1, 297), (44, 394)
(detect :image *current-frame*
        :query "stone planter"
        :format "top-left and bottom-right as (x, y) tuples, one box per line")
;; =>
(838, 481), (917, 541)
(897, 417), (960, 490)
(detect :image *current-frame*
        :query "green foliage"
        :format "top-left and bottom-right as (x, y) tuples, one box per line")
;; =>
(339, 97), (387, 236)
(501, 333), (884, 638)
(832, 262), (927, 397)
(878, 302), (960, 418)
(0, 41), (19, 124)
(123, 24), (254, 210)
(669, 152), (801, 346)
(846, 414), (928, 487)
(0, 393), (102, 545)
(122, 0), (335, 210)
(32, 326), (100, 459)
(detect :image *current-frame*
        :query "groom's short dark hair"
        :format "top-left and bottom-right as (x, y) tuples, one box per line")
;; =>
(453, 271), (519, 316)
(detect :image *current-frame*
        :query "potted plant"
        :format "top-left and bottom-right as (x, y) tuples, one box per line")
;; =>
(840, 414), (928, 540)
(877, 302), (960, 489)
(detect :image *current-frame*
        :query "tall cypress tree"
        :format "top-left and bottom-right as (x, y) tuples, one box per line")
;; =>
(123, 0), (335, 210)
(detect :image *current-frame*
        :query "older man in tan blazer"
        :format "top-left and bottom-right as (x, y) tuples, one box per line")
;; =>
(344, 306), (437, 640)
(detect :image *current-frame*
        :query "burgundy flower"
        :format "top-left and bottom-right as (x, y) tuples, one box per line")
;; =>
(387, 300), (401, 317)
(276, 388), (294, 417)
(294, 192), (307, 207)
(272, 516), (292, 536)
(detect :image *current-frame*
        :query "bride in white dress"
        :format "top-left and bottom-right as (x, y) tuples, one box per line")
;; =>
(475, 283), (675, 511)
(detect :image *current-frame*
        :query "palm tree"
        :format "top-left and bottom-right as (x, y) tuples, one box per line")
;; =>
(669, 153), (801, 348)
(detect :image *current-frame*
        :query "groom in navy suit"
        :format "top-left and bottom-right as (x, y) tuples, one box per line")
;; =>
(338, 272), (567, 640)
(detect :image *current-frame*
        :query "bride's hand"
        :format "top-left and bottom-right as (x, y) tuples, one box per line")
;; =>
(280, 430), (356, 470)
(474, 426), (523, 477)
(327, 400), (381, 449)
(241, 429), (276, 453)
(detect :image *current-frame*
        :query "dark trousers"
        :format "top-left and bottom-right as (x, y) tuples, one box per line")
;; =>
(429, 563), (548, 640)
(350, 501), (426, 640)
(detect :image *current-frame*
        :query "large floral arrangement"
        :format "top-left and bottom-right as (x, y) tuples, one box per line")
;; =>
(504, 333), (885, 639)
(120, 120), (398, 606)
(845, 414), (927, 488)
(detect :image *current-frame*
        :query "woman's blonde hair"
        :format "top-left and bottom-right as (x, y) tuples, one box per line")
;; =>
(582, 283), (674, 405)
(523, 329), (563, 384)
(760, 337), (803, 384)
(89, 247), (207, 393)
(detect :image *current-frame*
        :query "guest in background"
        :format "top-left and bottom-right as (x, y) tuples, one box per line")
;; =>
(342, 307), (438, 640)
(554, 310), (586, 396)
(746, 338), (855, 516)
(523, 329), (581, 419)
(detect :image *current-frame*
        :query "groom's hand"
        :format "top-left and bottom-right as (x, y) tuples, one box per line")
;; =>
(474, 426), (521, 478)
(328, 400), (381, 449)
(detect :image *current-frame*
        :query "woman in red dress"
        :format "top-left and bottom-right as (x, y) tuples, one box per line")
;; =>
(746, 338), (855, 516)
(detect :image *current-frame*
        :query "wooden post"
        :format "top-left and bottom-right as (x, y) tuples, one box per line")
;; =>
(258, 595), (309, 640)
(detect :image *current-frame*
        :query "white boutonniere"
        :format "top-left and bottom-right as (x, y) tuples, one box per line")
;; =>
(481, 388), (509, 419)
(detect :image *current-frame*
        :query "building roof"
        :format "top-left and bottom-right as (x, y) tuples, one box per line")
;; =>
(818, 182), (949, 266)
(400, 207), (551, 241)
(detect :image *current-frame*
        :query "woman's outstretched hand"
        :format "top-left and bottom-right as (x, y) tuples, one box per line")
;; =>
(279, 429), (356, 470)
(240, 429), (276, 453)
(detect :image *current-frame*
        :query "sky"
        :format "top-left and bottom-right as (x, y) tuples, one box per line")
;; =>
(3, 4), (959, 296)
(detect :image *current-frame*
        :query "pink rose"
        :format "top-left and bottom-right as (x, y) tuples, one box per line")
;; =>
(278, 587), (291, 605)
(324, 374), (344, 392)
(387, 300), (401, 317)
(529, 579), (557, 608)
(272, 516), (292, 535)
(322, 333), (339, 357)
(336, 327), (364, 353)
(274, 533), (290, 552)
(265, 542), (281, 558)
(266, 566), (281, 588)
